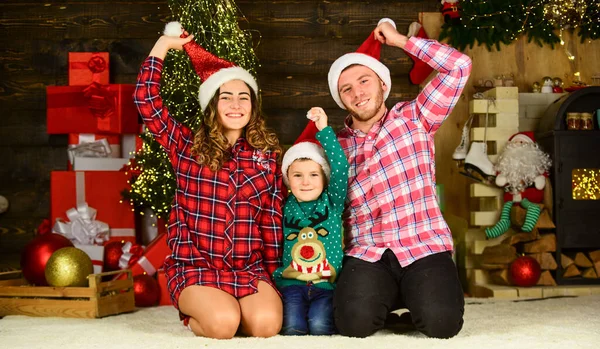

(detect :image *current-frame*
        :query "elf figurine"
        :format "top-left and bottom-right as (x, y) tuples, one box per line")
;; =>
(485, 132), (552, 238)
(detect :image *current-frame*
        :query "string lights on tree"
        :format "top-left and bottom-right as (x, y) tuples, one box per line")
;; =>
(122, 0), (259, 219)
(440, 0), (599, 51)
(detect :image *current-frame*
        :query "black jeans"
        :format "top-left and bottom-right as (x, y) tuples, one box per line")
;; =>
(333, 250), (464, 338)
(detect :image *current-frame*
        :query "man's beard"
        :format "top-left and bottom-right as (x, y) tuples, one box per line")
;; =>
(495, 142), (552, 193)
(346, 86), (385, 123)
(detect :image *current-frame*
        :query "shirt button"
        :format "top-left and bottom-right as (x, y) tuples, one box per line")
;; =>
(367, 136), (372, 140)
(383, 220), (387, 224)
(386, 243), (391, 247)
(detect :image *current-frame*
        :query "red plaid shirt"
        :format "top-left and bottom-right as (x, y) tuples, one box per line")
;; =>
(338, 37), (472, 266)
(134, 57), (283, 307)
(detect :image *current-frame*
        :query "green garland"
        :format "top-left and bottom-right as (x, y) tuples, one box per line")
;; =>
(122, 0), (258, 219)
(440, 0), (599, 51)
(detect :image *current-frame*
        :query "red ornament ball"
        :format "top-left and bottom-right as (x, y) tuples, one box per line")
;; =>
(20, 232), (74, 286)
(510, 256), (542, 287)
(104, 240), (126, 271)
(133, 274), (160, 307)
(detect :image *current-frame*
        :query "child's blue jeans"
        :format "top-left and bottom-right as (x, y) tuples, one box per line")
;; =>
(280, 284), (336, 335)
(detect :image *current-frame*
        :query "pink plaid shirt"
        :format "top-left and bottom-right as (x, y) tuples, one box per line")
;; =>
(337, 37), (472, 266)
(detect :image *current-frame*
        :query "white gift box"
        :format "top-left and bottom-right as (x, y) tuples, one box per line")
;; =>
(74, 244), (105, 274)
(73, 157), (130, 171)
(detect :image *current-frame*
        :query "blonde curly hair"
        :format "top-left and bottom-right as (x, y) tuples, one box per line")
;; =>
(190, 85), (282, 171)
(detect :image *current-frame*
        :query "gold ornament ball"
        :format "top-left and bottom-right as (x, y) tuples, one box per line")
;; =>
(45, 247), (94, 287)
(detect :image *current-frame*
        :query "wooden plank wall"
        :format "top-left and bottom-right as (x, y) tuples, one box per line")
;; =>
(0, 0), (440, 268)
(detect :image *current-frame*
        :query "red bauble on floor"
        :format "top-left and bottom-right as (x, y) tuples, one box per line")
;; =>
(133, 274), (160, 307)
(20, 232), (74, 286)
(103, 240), (126, 271)
(510, 255), (542, 287)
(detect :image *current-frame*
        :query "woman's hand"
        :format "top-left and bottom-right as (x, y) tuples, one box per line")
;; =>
(149, 32), (195, 59)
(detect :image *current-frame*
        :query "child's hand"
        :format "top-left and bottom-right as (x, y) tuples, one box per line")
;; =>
(307, 107), (328, 131)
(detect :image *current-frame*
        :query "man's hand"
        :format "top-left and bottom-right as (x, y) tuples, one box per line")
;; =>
(374, 21), (408, 49)
(307, 107), (328, 131)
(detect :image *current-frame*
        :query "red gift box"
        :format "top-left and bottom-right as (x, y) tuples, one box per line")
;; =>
(50, 171), (135, 246)
(68, 52), (110, 86)
(156, 269), (171, 306)
(121, 125), (146, 159)
(130, 232), (169, 277)
(46, 84), (139, 134)
(68, 133), (122, 169)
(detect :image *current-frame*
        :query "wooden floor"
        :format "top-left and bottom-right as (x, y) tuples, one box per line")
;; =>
(471, 283), (600, 299)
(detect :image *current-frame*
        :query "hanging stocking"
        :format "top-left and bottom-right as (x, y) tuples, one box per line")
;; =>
(406, 22), (434, 85)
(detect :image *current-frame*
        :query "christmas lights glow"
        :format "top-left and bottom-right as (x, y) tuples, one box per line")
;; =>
(122, 0), (259, 219)
(572, 169), (600, 200)
(440, 0), (599, 51)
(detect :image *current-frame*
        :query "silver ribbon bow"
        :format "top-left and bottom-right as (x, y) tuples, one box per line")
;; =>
(68, 138), (112, 162)
(53, 203), (110, 245)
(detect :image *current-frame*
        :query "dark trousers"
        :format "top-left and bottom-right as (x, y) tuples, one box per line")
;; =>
(280, 284), (336, 336)
(333, 250), (464, 338)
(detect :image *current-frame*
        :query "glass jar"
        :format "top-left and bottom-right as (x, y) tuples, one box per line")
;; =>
(566, 112), (581, 130)
(580, 112), (593, 130)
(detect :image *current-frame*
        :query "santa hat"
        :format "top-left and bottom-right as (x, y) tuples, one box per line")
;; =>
(327, 18), (395, 110)
(509, 131), (535, 144)
(281, 121), (331, 188)
(406, 22), (434, 85)
(163, 22), (258, 112)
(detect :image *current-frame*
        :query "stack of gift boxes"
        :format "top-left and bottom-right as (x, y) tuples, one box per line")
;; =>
(46, 52), (171, 305)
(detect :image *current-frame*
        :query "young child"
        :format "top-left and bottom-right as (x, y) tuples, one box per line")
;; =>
(273, 107), (349, 335)
(134, 22), (284, 339)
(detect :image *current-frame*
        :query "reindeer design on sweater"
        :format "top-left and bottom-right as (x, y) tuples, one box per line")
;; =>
(282, 206), (336, 283)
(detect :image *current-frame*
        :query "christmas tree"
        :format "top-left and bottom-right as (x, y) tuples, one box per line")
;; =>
(123, 0), (259, 219)
(440, 0), (599, 51)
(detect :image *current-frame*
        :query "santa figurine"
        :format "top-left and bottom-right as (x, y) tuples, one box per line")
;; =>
(441, 0), (461, 24)
(485, 132), (552, 239)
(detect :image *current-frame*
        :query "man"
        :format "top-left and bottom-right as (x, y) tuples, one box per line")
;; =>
(328, 18), (472, 338)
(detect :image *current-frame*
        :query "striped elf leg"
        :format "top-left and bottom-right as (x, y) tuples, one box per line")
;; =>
(520, 198), (541, 232)
(485, 201), (513, 239)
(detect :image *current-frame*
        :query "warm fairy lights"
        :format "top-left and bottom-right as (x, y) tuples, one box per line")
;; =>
(122, 1), (259, 218)
(441, 0), (599, 50)
(572, 169), (600, 200)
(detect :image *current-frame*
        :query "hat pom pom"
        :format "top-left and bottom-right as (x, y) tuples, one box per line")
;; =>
(377, 18), (396, 29)
(164, 21), (184, 37)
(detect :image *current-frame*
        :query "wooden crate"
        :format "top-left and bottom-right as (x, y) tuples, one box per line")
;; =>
(0, 269), (135, 318)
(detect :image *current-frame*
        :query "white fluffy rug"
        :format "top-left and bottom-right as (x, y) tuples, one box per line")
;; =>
(1, 295), (599, 349)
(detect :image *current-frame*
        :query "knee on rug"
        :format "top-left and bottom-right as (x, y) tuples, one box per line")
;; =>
(190, 315), (239, 339)
(334, 305), (382, 338)
(413, 306), (464, 339)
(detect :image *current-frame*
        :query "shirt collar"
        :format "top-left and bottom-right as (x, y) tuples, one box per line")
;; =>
(341, 108), (389, 138)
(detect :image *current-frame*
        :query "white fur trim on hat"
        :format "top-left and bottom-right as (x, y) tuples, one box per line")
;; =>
(198, 66), (259, 111)
(282, 142), (331, 188)
(164, 22), (184, 37)
(328, 53), (391, 110)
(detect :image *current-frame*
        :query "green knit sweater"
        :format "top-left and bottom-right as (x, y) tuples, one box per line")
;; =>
(273, 126), (349, 291)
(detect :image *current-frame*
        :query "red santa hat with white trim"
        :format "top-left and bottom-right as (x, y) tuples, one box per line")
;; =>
(281, 121), (331, 188)
(327, 18), (395, 110)
(163, 22), (258, 112)
(509, 131), (535, 144)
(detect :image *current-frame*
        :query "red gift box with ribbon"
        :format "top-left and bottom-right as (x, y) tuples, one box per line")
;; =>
(68, 52), (110, 86)
(50, 171), (136, 246)
(67, 133), (121, 170)
(130, 232), (169, 277)
(46, 84), (139, 134)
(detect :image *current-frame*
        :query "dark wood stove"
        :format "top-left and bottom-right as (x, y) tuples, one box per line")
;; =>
(536, 86), (600, 285)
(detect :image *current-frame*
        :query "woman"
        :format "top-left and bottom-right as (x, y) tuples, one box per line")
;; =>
(133, 23), (284, 339)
